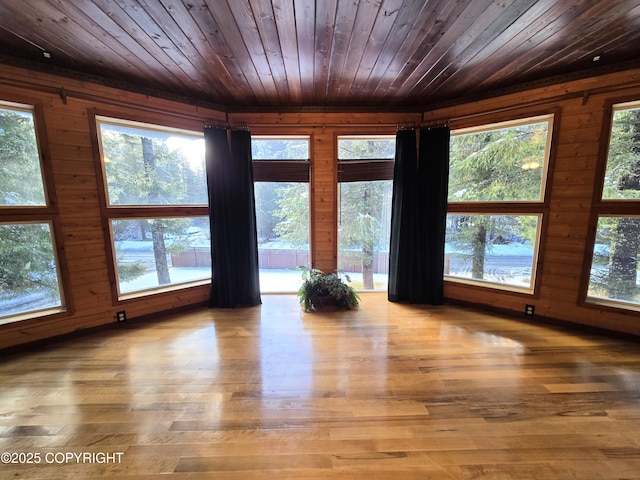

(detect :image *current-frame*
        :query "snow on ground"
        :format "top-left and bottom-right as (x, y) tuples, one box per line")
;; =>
(119, 268), (389, 294)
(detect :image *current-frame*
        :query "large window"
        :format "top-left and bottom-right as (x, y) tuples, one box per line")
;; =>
(587, 101), (640, 310)
(96, 116), (210, 299)
(0, 102), (65, 322)
(447, 115), (553, 293)
(252, 136), (310, 293)
(337, 136), (394, 291)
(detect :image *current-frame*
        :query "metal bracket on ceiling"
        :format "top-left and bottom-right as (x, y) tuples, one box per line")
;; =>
(581, 90), (590, 106)
(60, 86), (67, 105)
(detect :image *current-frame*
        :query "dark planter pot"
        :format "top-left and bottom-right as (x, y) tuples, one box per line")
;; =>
(310, 294), (339, 311)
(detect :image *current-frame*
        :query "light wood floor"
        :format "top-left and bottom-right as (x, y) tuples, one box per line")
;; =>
(1, 294), (640, 479)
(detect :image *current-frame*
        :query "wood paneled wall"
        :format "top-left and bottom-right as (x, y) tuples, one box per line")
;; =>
(1, 63), (640, 350)
(424, 69), (640, 336)
(0, 66), (224, 350)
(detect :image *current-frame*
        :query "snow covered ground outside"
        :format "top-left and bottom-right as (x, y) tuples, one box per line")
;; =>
(118, 267), (388, 294)
(5, 239), (637, 318)
(116, 240), (538, 294)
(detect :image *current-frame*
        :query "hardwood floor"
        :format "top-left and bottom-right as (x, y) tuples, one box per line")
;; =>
(1, 294), (640, 479)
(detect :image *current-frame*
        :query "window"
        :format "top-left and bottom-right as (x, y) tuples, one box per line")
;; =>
(0, 105), (47, 207)
(446, 214), (541, 290)
(447, 115), (553, 293)
(337, 136), (395, 291)
(95, 116), (210, 299)
(252, 136), (310, 293)
(0, 102), (65, 322)
(98, 119), (207, 207)
(110, 217), (211, 295)
(587, 102), (640, 310)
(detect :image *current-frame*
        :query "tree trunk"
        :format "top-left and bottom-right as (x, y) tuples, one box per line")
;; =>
(138, 220), (148, 240)
(609, 217), (640, 299)
(472, 224), (486, 279)
(362, 245), (374, 289)
(141, 137), (171, 285)
(361, 187), (375, 289)
(151, 222), (171, 285)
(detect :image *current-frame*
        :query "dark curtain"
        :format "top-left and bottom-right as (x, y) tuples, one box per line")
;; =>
(205, 127), (261, 307)
(388, 126), (450, 304)
(388, 129), (419, 302)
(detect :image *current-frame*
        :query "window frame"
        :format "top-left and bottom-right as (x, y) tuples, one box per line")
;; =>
(445, 111), (558, 296)
(582, 98), (640, 313)
(0, 98), (69, 323)
(91, 111), (211, 303)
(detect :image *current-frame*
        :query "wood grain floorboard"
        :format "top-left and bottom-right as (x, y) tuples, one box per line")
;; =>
(1, 294), (640, 479)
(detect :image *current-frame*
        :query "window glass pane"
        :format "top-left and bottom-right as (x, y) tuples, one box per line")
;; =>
(0, 105), (46, 206)
(445, 214), (540, 290)
(587, 216), (640, 307)
(251, 137), (309, 160)
(338, 137), (395, 160)
(97, 118), (207, 206)
(602, 105), (640, 200)
(112, 217), (210, 296)
(338, 180), (393, 291)
(255, 182), (309, 292)
(0, 222), (63, 319)
(449, 117), (551, 202)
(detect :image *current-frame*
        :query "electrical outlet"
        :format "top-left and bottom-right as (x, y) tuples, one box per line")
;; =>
(524, 304), (535, 316)
(116, 311), (127, 322)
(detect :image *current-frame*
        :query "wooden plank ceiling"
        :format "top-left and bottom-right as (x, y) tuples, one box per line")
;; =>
(1, 0), (640, 110)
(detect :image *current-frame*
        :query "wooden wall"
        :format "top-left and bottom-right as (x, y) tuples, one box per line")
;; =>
(1, 63), (640, 350)
(424, 69), (640, 336)
(0, 65), (224, 350)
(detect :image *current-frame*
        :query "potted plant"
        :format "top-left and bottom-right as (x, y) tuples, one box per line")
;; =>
(297, 268), (360, 312)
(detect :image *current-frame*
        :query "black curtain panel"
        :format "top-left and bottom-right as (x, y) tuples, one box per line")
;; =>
(388, 126), (450, 304)
(420, 126), (450, 305)
(388, 128), (419, 302)
(205, 126), (261, 308)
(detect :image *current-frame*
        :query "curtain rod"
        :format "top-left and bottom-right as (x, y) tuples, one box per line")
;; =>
(241, 122), (407, 128)
(211, 122), (452, 130)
